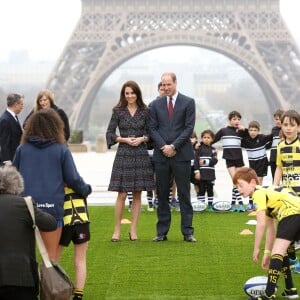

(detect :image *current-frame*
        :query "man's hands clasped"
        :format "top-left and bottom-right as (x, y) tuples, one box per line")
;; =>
(161, 144), (176, 158)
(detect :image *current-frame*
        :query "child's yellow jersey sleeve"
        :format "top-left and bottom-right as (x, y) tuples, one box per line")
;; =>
(253, 188), (267, 212)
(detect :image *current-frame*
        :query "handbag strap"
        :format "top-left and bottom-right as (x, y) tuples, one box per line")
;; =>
(24, 196), (52, 268)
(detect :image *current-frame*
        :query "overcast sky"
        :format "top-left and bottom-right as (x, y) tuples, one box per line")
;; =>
(0, 0), (298, 62)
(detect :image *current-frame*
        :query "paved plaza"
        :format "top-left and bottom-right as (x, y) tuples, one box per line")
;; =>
(72, 149), (272, 206)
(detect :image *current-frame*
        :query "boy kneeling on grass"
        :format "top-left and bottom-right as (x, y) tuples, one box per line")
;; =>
(233, 167), (300, 300)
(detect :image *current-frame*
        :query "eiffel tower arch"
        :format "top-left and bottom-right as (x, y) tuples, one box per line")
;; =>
(46, 0), (300, 130)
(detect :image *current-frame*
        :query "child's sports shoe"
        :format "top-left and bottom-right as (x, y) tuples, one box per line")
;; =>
(293, 261), (300, 273)
(147, 203), (154, 212)
(281, 287), (299, 299)
(246, 203), (254, 211)
(289, 258), (298, 269)
(206, 204), (213, 212)
(230, 204), (238, 212)
(170, 198), (179, 209)
(254, 292), (276, 299)
(238, 204), (245, 212)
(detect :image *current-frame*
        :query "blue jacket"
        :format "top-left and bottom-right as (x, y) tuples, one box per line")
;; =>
(13, 137), (91, 220)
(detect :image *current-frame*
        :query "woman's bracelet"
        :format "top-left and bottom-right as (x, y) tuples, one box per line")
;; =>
(264, 249), (271, 255)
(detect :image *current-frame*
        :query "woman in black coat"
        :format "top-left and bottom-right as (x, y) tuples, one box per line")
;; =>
(23, 89), (70, 141)
(0, 166), (56, 300)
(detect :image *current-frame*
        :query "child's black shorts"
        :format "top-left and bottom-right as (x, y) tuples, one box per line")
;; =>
(226, 159), (244, 168)
(60, 223), (90, 246)
(277, 215), (300, 241)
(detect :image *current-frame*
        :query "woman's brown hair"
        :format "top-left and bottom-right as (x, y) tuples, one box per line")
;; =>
(34, 89), (55, 112)
(116, 80), (146, 109)
(21, 108), (65, 144)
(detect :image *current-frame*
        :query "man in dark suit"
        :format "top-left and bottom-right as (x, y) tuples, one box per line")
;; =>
(149, 72), (196, 242)
(0, 93), (24, 166)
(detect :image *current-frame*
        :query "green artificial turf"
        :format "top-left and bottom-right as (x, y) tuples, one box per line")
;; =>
(59, 206), (300, 299)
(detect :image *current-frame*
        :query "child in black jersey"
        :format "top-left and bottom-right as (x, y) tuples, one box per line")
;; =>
(269, 109), (284, 180)
(190, 131), (200, 195)
(193, 129), (218, 211)
(242, 120), (272, 210)
(213, 111), (247, 212)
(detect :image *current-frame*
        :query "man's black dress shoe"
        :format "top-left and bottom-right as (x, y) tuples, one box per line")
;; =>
(152, 235), (167, 242)
(184, 235), (197, 242)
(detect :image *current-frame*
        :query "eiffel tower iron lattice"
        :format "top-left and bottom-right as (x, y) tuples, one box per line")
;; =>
(46, 0), (300, 130)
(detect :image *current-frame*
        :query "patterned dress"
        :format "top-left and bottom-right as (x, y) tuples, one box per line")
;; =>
(106, 107), (155, 192)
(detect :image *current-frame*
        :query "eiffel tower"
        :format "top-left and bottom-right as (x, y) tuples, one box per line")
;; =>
(46, 0), (300, 130)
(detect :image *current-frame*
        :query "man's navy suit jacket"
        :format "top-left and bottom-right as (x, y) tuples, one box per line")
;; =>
(149, 92), (195, 162)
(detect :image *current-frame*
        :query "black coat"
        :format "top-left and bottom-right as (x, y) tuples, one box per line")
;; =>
(0, 194), (56, 287)
(0, 110), (23, 163)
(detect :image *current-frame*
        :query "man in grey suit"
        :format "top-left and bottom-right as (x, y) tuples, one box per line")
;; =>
(0, 93), (23, 166)
(149, 72), (196, 242)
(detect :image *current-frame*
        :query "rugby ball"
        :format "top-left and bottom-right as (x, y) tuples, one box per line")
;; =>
(191, 199), (207, 212)
(244, 276), (278, 297)
(212, 200), (231, 212)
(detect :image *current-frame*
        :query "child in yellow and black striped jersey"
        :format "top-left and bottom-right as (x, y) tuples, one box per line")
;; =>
(273, 109), (300, 273)
(193, 129), (218, 211)
(233, 167), (299, 300)
(213, 110), (247, 212)
(59, 187), (91, 300)
(274, 110), (300, 197)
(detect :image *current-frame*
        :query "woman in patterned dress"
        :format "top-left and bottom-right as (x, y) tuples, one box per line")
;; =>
(106, 80), (155, 241)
